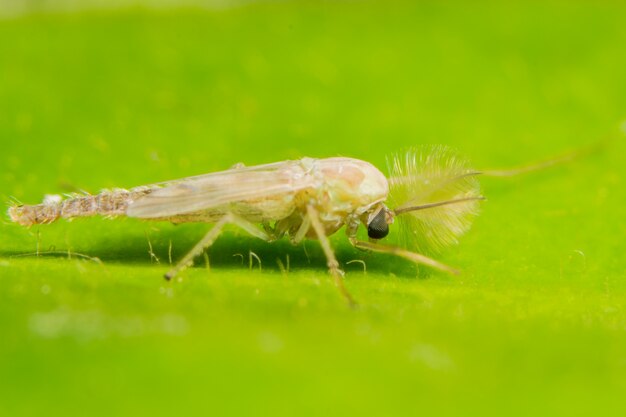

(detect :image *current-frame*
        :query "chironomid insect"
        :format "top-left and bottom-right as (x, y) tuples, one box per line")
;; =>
(8, 145), (591, 305)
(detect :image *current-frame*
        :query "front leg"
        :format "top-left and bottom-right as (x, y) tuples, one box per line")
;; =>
(349, 238), (460, 276)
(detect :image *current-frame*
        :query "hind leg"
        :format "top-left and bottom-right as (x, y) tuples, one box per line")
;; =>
(165, 213), (271, 280)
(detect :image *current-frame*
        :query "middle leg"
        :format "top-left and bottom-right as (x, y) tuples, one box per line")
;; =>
(305, 205), (357, 306)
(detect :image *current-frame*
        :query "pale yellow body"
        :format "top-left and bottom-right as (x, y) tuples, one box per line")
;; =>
(126, 157), (389, 239)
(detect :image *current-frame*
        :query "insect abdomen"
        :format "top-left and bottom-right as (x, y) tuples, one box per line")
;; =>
(8, 188), (154, 226)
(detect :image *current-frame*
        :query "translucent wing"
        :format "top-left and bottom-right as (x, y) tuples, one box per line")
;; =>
(127, 160), (315, 219)
(387, 146), (482, 255)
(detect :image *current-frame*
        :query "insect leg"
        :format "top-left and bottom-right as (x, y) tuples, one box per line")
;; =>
(291, 214), (312, 244)
(349, 239), (460, 276)
(306, 205), (357, 306)
(164, 213), (271, 280)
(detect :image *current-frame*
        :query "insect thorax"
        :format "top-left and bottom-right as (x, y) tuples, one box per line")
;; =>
(302, 157), (389, 227)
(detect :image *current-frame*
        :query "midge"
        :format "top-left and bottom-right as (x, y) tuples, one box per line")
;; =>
(8, 147), (487, 303)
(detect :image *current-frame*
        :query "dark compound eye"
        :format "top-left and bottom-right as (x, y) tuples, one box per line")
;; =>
(367, 210), (389, 239)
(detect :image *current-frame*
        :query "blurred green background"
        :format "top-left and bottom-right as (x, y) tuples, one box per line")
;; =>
(1, 1), (626, 416)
